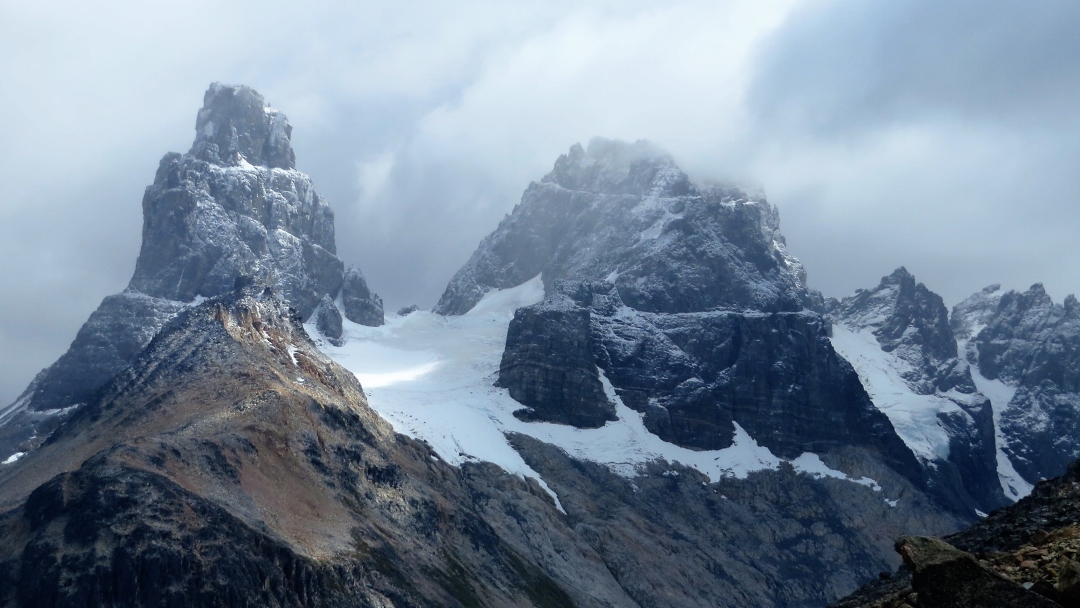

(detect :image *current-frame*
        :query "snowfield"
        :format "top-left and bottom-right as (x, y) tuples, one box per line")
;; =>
(311, 276), (888, 508)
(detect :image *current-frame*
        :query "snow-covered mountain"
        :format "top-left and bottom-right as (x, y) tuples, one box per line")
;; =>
(0, 84), (384, 462)
(828, 268), (1006, 514)
(2, 86), (1078, 607)
(953, 283), (1080, 489)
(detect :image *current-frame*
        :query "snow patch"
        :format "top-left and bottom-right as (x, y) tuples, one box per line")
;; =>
(831, 325), (961, 463)
(2, 452), (25, 465)
(312, 274), (882, 510)
(967, 360), (1033, 501)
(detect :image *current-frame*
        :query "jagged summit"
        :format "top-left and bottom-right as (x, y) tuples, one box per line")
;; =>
(190, 83), (295, 169)
(0, 84), (382, 461)
(541, 137), (691, 197)
(436, 138), (809, 316)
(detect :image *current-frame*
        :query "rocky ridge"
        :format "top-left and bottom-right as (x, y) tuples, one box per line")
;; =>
(952, 284), (1080, 486)
(0, 84), (384, 462)
(828, 268), (1006, 515)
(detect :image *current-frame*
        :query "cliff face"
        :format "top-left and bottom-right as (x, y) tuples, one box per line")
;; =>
(953, 284), (1080, 486)
(829, 268), (1006, 516)
(436, 138), (811, 316)
(0, 84), (383, 462)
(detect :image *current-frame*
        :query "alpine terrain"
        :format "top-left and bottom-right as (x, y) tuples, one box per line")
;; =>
(1, 85), (1078, 608)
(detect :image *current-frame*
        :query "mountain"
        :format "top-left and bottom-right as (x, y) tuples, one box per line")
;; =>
(828, 268), (1007, 515)
(952, 283), (1080, 489)
(0, 84), (384, 462)
(2, 88), (1077, 607)
(0, 286), (595, 606)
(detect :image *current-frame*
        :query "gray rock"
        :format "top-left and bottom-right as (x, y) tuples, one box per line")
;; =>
(435, 138), (811, 316)
(396, 304), (420, 317)
(0, 84), (381, 461)
(342, 267), (384, 327)
(314, 295), (344, 345)
(953, 283), (1080, 484)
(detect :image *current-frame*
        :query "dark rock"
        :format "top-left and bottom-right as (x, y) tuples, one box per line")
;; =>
(314, 295), (344, 345)
(435, 138), (811, 316)
(499, 281), (923, 484)
(896, 536), (1057, 607)
(342, 266), (384, 327)
(396, 305), (420, 317)
(497, 297), (616, 428)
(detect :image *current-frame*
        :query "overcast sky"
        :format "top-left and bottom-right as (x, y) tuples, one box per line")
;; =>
(2, 0), (1079, 406)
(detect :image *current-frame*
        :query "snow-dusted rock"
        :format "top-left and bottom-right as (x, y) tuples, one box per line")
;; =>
(0, 84), (381, 460)
(435, 138), (811, 316)
(341, 266), (384, 327)
(954, 283), (1080, 485)
(831, 268), (1005, 514)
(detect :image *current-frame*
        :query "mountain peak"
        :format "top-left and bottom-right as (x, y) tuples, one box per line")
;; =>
(190, 83), (295, 170)
(541, 137), (691, 197)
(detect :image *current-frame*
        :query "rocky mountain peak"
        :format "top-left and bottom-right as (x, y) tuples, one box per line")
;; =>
(436, 138), (809, 315)
(0, 84), (381, 461)
(836, 266), (960, 382)
(190, 83), (295, 169)
(541, 137), (693, 197)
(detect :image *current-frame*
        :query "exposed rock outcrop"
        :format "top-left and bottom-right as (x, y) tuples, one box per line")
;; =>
(342, 266), (385, 327)
(0, 84), (383, 461)
(953, 284), (1080, 486)
(314, 294), (344, 345)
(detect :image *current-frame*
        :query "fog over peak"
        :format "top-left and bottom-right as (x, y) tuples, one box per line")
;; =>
(1, 0), (1078, 406)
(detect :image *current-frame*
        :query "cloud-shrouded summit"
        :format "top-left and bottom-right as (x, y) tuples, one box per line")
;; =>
(0, 84), (382, 461)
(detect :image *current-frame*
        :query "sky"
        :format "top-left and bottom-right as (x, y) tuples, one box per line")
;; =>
(1, 0), (1079, 406)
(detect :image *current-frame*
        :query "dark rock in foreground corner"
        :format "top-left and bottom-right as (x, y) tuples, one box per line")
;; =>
(834, 460), (1080, 608)
(896, 536), (1056, 607)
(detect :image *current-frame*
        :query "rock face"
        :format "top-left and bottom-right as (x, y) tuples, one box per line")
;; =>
(497, 298), (616, 428)
(342, 266), (385, 327)
(829, 268), (1005, 515)
(436, 138), (811, 316)
(833, 460), (1080, 608)
(952, 284), (1080, 486)
(0, 84), (382, 461)
(314, 294), (344, 345)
